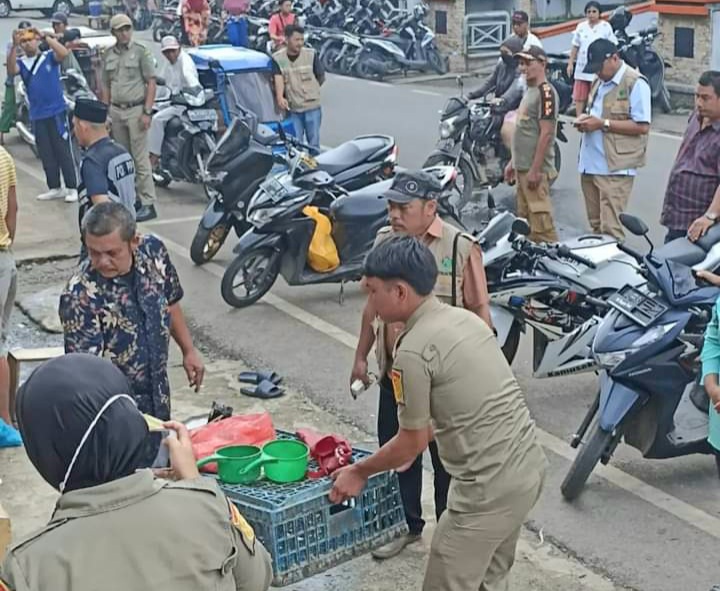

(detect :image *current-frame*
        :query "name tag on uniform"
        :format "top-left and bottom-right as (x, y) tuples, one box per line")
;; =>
(391, 368), (404, 405)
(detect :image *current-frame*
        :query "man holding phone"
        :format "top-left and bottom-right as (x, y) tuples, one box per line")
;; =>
(7, 21), (78, 203)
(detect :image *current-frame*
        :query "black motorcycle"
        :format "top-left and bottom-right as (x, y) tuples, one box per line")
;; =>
(561, 213), (720, 500)
(610, 7), (672, 113)
(424, 81), (566, 207)
(220, 165), (460, 308)
(152, 10), (183, 42)
(545, 51), (574, 114)
(151, 84), (218, 192)
(191, 124), (397, 265)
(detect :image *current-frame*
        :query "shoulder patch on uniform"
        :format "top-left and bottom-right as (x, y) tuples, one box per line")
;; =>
(228, 501), (256, 555)
(390, 368), (404, 405)
(540, 82), (556, 119)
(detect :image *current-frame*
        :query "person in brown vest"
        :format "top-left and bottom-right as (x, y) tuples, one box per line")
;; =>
(574, 39), (651, 240)
(351, 170), (493, 559)
(272, 24), (324, 154)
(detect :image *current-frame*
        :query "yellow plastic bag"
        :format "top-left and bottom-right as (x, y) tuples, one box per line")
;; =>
(303, 206), (340, 272)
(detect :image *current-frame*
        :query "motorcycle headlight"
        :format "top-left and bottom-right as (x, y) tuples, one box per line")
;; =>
(248, 206), (284, 227)
(594, 350), (633, 370)
(439, 117), (456, 139)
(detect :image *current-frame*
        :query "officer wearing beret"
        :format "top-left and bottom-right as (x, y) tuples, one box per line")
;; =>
(351, 170), (493, 559)
(101, 14), (157, 222)
(333, 236), (547, 591)
(73, 98), (136, 235)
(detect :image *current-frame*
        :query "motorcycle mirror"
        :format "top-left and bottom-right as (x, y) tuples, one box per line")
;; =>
(511, 218), (530, 236)
(619, 213), (649, 237)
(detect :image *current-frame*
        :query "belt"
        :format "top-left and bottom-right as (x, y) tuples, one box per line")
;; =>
(111, 100), (144, 110)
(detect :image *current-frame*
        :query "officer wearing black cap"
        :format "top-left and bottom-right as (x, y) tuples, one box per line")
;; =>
(574, 38), (651, 239)
(73, 98), (136, 236)
(351, 169), (493, 560)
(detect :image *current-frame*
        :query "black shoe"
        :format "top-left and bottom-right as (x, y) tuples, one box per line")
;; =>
(136, 204), (157, 222)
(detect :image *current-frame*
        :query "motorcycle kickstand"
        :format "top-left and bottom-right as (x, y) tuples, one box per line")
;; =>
(338, 281), (345, 306)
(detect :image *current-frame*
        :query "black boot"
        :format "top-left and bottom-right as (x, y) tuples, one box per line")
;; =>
(136, 204), (158, 222)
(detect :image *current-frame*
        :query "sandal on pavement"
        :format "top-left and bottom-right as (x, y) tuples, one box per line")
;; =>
(240, 379), (285, 399)
(238, 370), (283, 386)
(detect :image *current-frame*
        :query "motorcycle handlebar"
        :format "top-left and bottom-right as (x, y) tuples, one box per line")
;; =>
(556, 244), (597, 269)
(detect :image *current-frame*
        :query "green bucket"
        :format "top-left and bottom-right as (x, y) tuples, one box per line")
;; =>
(196, 444), (262, 484)
(239, 440), (309, 483)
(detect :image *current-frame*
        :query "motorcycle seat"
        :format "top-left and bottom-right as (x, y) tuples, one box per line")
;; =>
(253, 124), (280, 146)
(330, 193), (388, 222)
(653, 238), (706, 267)
(316, 136), (391, 174)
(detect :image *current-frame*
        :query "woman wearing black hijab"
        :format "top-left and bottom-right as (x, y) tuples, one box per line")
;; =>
(1, 353), (272, 591)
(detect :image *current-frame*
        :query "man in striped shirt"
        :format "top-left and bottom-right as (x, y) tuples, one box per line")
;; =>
(0, 146), (19, 447)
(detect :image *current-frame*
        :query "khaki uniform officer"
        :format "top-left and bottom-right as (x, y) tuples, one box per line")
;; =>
(334, 236), (547, 591)
(505, 45), (559, 243)
(0, 353), (272, 591)
(352, 170), (493, 559)
(101, 14), (158, 222)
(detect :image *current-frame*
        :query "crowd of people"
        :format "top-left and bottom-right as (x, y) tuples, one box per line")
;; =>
(0, 4), (718, 591)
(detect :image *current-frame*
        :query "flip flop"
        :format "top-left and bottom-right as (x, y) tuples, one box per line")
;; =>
(240, 379), (285, 399)
(238, 370), (283, 386)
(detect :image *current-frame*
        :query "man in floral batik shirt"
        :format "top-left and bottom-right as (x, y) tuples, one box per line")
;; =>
(59, 202), (204, 420)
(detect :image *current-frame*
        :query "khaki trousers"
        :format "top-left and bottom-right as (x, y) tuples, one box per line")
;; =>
(581, 173), (635, 240)
(516, 171), (558, 243)
(111, 104), (156, 205)
(422, 472), (544, 591)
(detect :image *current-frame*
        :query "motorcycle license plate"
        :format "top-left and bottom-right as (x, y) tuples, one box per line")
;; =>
(187, 109), (217, 122)
(607, 285), (668, 327)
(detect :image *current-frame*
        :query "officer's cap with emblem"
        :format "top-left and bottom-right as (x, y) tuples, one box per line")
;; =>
(382, 170), (444, 204)
(74, 98), (108, 124)
(110, 13), (133, 30)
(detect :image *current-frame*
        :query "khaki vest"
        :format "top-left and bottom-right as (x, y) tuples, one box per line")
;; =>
(587, 66), (649, 171)
(273, 48), (321, 113)
(374, 220), (477, 374)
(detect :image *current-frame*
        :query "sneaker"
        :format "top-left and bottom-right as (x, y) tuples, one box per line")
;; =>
(0, 418), (22, 448)
(36, 188), (66, 201)
(371, 533), (421, 560)
(64, 189), (78, 203)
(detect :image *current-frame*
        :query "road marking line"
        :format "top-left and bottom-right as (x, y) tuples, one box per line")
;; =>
(142, 215), (202, 226)
(412, 89), (442, 97)
(368, 81), (390, 88)
(157, 232), (720, 541)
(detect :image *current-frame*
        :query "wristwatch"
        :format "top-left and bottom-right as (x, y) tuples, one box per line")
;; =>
(704, 211), (718, 223)
(143, 108), (152, 116)
(602, 119), (611, 132)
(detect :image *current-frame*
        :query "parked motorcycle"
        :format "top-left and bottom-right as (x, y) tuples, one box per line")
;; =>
(151, 10), (183, 42)
(191, 123), (397, 265)
(220, 165), (459, 308)
(481, 212), (643, 372)
(545, 51), (574, 114)
(561, 213), (720, 501)
(151, 82), (218, 191)
(423, 82), (567, 207)
(609, 7), (672, 113)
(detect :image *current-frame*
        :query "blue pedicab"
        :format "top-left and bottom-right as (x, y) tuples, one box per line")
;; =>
(187, 44), (295, 141)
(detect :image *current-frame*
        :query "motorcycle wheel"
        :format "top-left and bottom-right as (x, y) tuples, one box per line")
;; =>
(501, 320), (521, 365)
(427, 47), (448, 75)
(52, 0), (73, 15)
(560, 420), (614, 501)
(320, 45), (342, 74)
(423, 153), (474, 210)
(221, 247), (280, 308)
(190, 222), (230, 265)
(0, 0), (11, 17)
(355, 52), (386, 81)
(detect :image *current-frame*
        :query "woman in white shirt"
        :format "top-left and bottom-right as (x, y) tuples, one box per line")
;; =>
(567, 1), (617, 115)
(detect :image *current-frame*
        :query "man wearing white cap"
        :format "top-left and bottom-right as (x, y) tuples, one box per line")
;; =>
(149, 35), (201, 170)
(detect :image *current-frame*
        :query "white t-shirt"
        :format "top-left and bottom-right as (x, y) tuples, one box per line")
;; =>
(571, 20), (617, 82)
(523, 32), (543, 50)
(162, 51), (200, 94)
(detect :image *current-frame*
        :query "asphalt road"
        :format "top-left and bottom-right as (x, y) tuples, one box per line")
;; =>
(3, 13), (720, 591)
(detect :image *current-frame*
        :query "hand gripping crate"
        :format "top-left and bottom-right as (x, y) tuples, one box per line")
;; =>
(219, 433), (408, 586)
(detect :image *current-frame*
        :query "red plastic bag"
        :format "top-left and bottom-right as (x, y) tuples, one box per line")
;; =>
(192, 413), (276, 473)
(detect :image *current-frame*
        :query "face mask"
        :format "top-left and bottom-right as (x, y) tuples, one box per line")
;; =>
(59, 394), (137, 493)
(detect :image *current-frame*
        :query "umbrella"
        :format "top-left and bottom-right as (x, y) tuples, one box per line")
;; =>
(0, 77), (17, 137)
